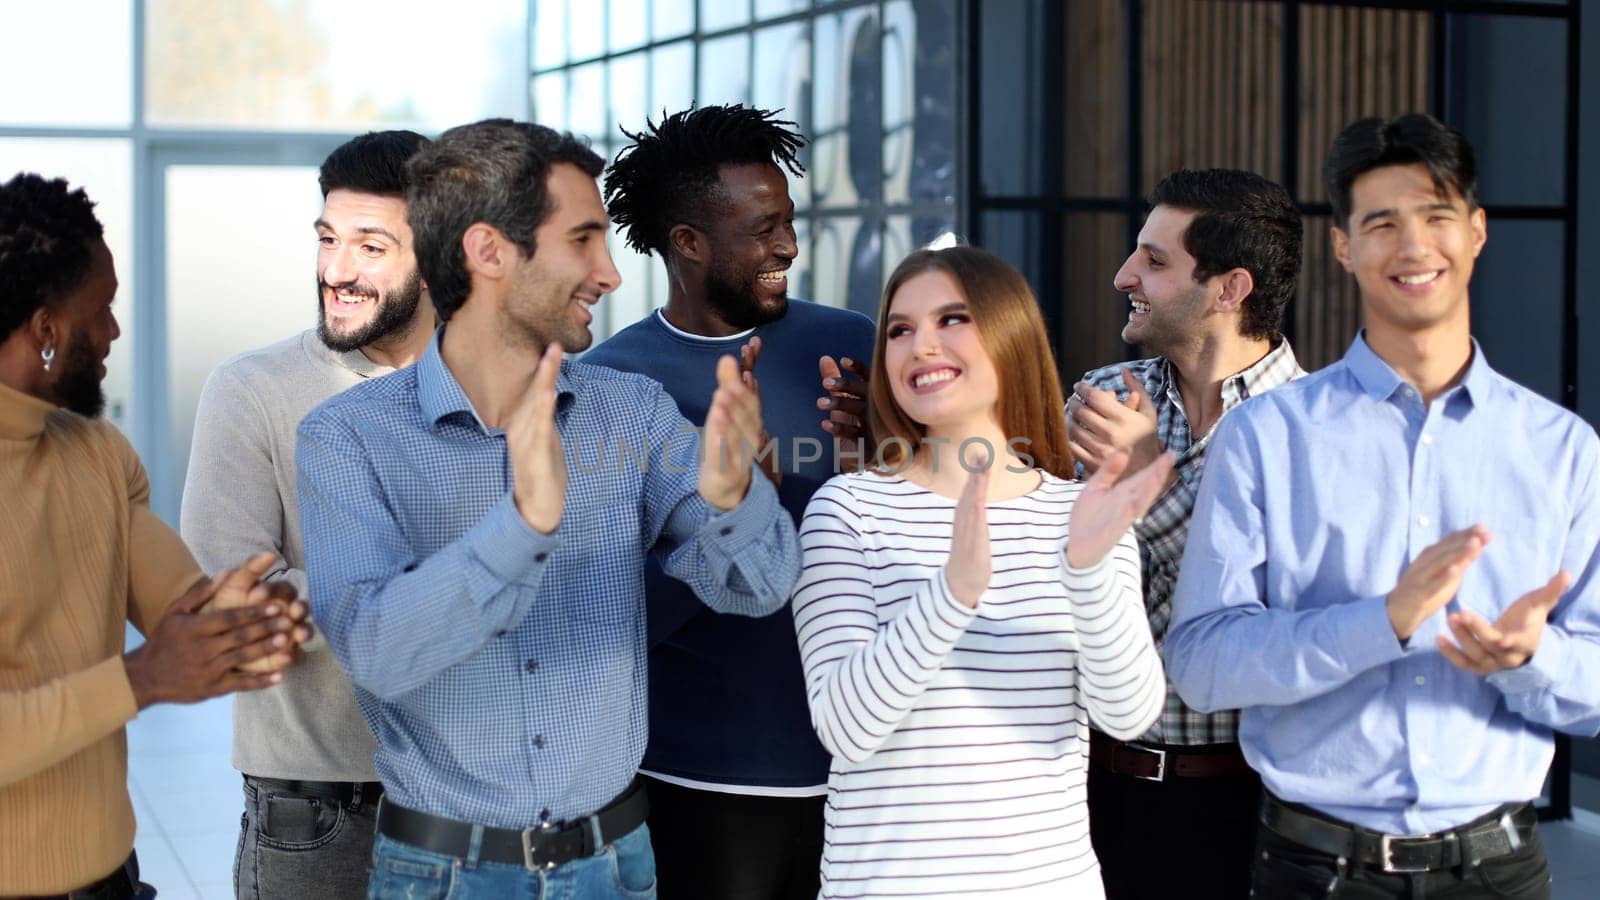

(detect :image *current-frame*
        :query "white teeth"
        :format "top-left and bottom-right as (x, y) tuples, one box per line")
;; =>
(1396, 272), (1439, 286)
(757, 271), (787, 283)
(914, 370), (957, 388)
(1130, 300), (1150, 314)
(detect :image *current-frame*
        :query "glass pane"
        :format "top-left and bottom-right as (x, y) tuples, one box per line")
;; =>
(601, 222), (655, 340)
(165, 166), (322, 516)
(533, 71), (568, 131)
(789, 218), (815, 306)
(813, 6), (881, 208)
(756, 0), (808, 20)
(1142, 0), (1282, 187)
(610, 0), (649, 52)
(1295, 215), (1360, 372)
(1059, 212), (1132, 381)
(812, 215), (881, 318)
(533, 0), (568, 69)
(0, 2), (132, 127)
(0, 140), (135, 431)
(1471, 219), (1564, 403)
(1449, 15), (1566, 207)
(978, 0), (1048, 197)
(569, 62), (609, 144)
(147, 0), (526, 131)
(568, 0), (606, 61)
(651, 42), (696, 119)
(884, 0), (957, 207)
(701, 0), (750, 34)
(883, 211), (961, 278)
(753, 22), (811, 208)
(654, 0), (695, 41)
(1062, 0), (1125, 198)
(609, 53), (649, 142)
(1297, 5), (1429, 205)
(698, 33), (751, 107)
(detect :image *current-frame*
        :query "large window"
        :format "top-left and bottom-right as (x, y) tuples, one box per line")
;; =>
(531, 0), (962, 337)
(0, 0), (527, 522)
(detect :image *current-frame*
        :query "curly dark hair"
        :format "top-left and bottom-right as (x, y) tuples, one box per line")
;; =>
(0, 173), (105, 342)
(1149, 169), (1302, 341)
(604, 104), (805, 259)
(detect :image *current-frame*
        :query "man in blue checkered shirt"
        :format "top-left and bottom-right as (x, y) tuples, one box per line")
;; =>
(1066, 169), (1306, 899)
(296, 119), (800, 900)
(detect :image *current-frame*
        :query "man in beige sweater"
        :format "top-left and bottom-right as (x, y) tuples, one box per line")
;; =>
(0, 173), (312, 897)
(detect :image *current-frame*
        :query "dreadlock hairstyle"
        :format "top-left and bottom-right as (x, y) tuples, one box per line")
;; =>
(0, 173), (105, 342)
(604, 104), (806, 260)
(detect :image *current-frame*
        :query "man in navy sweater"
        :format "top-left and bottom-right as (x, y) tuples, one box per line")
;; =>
(587, 104), (875, 900)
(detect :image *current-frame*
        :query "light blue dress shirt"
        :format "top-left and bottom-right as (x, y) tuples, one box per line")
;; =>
(1167, 333), (1600, 835)
(296, 330), (799, 828)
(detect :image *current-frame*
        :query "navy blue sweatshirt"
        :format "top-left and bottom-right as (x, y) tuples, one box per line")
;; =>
(584, 299), (876, 788)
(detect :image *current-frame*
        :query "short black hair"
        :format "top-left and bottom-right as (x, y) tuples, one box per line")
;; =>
(406, 118), (604, 321)
(605, 104), (805, 258)
(1324, 113), (1478, 227)
(319, 130), (431, 198)
(0, 173), (105, 343)
(1149, 168), (1302, 341)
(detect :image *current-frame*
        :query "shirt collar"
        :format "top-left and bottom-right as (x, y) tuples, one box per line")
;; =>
(1223, 337), (1303, 408)
(0, 379), (56, 440)
(1344, 330), (1492, 408)
(417, 326), (577, 432)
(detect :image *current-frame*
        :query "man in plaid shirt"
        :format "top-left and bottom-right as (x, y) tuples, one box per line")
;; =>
(1067, 169), (1306, 899)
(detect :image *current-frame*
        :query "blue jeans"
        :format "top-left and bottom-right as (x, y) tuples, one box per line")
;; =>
(368, 823), (657, 900)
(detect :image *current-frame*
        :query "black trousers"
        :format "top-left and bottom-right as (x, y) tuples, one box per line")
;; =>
(643, 775), (825, 900)
(1250, 811), (1551, 899)
(1088, 763), (1262, 899)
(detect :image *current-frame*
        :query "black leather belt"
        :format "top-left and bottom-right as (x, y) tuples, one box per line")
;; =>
(1089, 731), (1254, 781)
(376, 778), (648, 871)
(246, 775), (384, 808)
(1260, 792), (1537, 874)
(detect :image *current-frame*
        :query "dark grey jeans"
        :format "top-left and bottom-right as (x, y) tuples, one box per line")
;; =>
(235, 776), (379, 900)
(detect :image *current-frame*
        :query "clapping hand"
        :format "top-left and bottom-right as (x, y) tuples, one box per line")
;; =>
(700, 355), (767, 510)
(1065, 450), (1176, 569)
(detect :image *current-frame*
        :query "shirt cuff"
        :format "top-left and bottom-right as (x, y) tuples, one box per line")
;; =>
(697, 465), (778, 548)
(1487, 624), (1568, 695)
(1336, 594), (1410, 674)
(468, 494), (562, 587)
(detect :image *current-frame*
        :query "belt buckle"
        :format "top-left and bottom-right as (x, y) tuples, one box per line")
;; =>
(521, 821), (560, 871)
(1132, 746), (1167, 782)
(1380, 834), (1430, 874)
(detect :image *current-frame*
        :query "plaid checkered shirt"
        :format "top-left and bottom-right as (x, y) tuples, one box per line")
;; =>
(1076, 339), (1304, 745)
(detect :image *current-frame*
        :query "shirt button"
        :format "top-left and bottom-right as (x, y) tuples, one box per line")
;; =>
(1421, 433), (1434, 445)
(1415, 675), (1426, 686)
(524, 660), (539, 673)
(719, 526), (733, 537)
(533, 735), (546, 749)
(540, 808), (551, 821)
(534, 552), (548, 563)
(1417, 516), (1431, 527)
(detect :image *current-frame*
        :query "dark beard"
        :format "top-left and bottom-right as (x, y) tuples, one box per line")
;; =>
(316, 270), (424, 352)
(52, 331), (105, 418)
(703, 266), (787, 332)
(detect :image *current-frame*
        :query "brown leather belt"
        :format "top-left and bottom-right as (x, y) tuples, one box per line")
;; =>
(1089, 730), (1254, 781)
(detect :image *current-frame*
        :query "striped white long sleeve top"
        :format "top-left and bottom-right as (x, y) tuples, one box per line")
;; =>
(793, 471), (1165, 899)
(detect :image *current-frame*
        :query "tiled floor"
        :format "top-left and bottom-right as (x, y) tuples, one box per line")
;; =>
(127, 694), (1600, 899)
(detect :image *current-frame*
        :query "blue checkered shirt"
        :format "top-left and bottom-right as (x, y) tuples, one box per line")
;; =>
(296, 330), (799, 828)
(1077, 338), (1303, 744)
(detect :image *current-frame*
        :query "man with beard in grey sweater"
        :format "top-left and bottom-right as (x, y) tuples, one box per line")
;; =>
(180, 130), (435, 900)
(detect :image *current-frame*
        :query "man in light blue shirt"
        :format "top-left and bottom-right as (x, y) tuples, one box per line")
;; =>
(1167, 113), (1600, 898)
(297, 119), (800, 899)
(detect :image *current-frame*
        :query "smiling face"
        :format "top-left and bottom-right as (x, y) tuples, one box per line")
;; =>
(699, 162), (797, 330)
(882, 269), (999, 439)
(315, 189), (427, 352)
(502, 162), (621, 352)
(1113, 205), (1212, 355)
(1332, 162), (1486, 341)
(45, 238), (120, 417)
